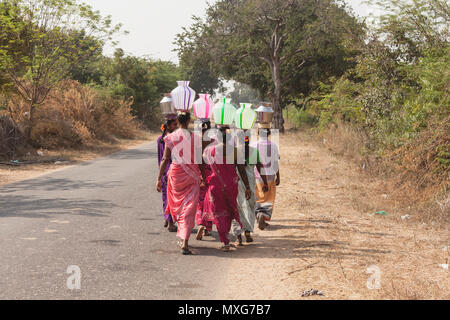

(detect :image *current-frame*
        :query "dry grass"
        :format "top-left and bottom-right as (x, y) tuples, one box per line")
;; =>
(0, 113), (26, 159)
(1, 80), (160, 185)
(318, 118), (449, 224)
(7, 80), (140, 150)
(385, 116), (449, 222)
(321, 119), (370, 167)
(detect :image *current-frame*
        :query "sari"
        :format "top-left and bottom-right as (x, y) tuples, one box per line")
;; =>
(164, 129), (201, 240)
(254, 139), (279, 222)
(157, 135), (173, 223)
(203, 144), (241, 245)
(232, 164), (256, 236)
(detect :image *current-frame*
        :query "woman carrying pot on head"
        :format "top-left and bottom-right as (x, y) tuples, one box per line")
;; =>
(157, 118), (178, 232)
(156, 112), (206, 255)
(255, 129), (281, 230)
(203, 127), (252, 252)
(196, 120), (214, 241)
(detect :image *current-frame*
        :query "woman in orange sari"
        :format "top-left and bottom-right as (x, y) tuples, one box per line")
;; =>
(255, 129), (280, 230)
(156, 113), (204, 255)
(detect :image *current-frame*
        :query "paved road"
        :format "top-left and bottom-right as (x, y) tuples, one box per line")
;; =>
(0, 142), (232, 299)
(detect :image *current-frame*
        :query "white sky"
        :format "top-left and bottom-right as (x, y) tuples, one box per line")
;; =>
(83, 0), (380, 62)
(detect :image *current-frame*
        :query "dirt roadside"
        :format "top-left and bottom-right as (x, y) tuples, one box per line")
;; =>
(0, 131), (159, 186)
(217, 130), (449, 300)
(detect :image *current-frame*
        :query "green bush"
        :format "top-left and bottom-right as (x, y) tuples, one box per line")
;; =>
(284, 106), (317, 128)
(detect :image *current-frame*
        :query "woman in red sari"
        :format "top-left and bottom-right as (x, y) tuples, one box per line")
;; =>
(156, 112), (204, 255)
(203, 128), (252, 252)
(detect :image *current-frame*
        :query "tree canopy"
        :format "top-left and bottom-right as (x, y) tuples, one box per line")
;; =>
(175, 0), (364, 131)
(0, 0), (122, 138)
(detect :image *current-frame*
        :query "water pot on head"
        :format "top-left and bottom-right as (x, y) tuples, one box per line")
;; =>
(170, 81), (196, 112)
(213, 98), (236, 126)
(235, 103), (257, 130)
(193, 94), (214, 121)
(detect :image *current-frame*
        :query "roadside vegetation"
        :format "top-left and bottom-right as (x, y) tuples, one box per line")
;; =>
(0, 0), (181, 159)
(291, 0), (449, 213)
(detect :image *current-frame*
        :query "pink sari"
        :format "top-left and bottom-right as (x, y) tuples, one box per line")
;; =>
(196, 165), (213, 232)
(203, 144), (241, 245)
(164, 129), (201, 240)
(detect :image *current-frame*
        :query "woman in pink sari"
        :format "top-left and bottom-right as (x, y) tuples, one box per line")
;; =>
(203, 128), (252, 252)
(196, 120), (214, 241)
(156, 113), (204, 255)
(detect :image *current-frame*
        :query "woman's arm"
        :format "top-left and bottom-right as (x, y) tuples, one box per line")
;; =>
(156, 146), (171, 192)
(256, 162), (269, 192)
(157, 139), (162, 166)
(237, 164), (252, 200)
(253, 146), (269, 192)
(233, 147), (251, 199)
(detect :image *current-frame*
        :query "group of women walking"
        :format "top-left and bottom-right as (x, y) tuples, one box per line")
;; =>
(156, 112), (280, 255)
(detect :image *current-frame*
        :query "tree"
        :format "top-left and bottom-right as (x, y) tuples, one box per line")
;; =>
(91, 48), (182, 127)
(369, 0), (449, 63)
(176, 0), (363, 131)
(307, 0), (449, 150)
(175, 16), (223, 96)
(228, 82), (260, 105)
(0, 0), (121, 140)
(354, 0), (450, 131)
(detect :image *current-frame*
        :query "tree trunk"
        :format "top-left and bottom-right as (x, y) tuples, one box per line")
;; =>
(286, 104), (289, 123)
(26, 100), (34, 142)
(271, 59), (285, 133)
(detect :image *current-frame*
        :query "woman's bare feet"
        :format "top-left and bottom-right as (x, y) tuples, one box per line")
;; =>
(235, 235), (243, 247)
(182, 248), (193, 255)
(220, 244), (231, 252)
(181, 240), (193, 255)
(244, 231), (254, 243)
(196, 226), (205, 240)
(257, 213), (266, 230)
(168, 222), (177, 232)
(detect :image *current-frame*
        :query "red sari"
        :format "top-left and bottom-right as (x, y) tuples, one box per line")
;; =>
(164, 129), (201, 240)
(203, 144), (241, 245)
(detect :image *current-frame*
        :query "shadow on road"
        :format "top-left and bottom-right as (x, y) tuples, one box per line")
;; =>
(0, 194), (114, 219)
(108, 148), (157, 160)
(0, 178), (123, 193)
